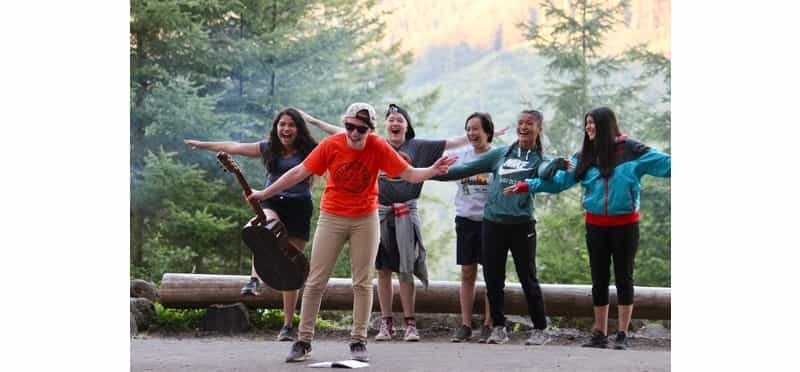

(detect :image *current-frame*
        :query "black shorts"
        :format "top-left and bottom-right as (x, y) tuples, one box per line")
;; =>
(455, 216), (483, 265)
(259, 195), (313, 241)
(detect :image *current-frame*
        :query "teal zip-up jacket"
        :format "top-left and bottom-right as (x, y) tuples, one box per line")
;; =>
(434, 141), (565, 224)
(526, 136), (670, 224)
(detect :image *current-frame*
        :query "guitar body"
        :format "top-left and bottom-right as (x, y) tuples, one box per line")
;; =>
(216, 152), (310, 291)
(242, 218), (309, 291)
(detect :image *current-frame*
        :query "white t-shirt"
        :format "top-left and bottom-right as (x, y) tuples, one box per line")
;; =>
(446, 145), (494, 221)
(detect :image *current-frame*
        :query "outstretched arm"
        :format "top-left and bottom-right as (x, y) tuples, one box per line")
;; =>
(247, 164), (313, 202)
(398, 155), (458, 183)
(184, 139), (261, 157)
(443, 126), (511, 150)
(634, 149), (671, 179)
(297, 108), (344, 135)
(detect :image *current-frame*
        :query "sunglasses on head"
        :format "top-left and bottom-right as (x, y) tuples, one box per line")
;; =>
(345, 122), (369, 134)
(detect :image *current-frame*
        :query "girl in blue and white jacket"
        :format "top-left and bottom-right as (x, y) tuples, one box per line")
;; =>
(504, 106), (670, 350)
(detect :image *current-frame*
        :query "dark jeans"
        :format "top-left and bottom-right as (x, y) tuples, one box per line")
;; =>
(585, 223), (640, 306)
(481, 219), (547, 329)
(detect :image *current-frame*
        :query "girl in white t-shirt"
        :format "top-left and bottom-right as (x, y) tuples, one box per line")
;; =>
(446, 112), (496, 343)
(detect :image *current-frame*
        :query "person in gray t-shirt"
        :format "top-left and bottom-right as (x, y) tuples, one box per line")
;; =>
(185, 107), (318, 342)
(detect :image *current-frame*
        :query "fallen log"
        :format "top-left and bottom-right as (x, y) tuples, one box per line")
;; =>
(159, 273), (670, 320)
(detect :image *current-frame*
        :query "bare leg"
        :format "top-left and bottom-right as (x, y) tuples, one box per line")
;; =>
(282, 237), (306, 326)
(483, 292), (492, 326)
(398, 280), (416, 318)
(459, 264), (478, 326)
(593, 305), (610, 334)
(377, 269), (394, 317)
(617, 304), (633, 335)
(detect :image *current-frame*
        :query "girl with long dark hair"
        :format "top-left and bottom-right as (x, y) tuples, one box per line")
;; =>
(504, 106), (670, 350)
(184, 107), (318, 342)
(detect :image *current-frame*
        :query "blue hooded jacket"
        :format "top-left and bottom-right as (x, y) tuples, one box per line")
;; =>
(527, 137), (670, 222)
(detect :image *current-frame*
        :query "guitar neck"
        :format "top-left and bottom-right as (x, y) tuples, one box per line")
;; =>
(233, 170), (268, 222)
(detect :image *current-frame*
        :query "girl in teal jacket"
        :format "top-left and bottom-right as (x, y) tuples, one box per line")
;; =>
(505, 106), (670, 350)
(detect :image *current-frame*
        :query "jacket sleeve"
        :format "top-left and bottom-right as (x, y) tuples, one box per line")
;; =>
(634, 149), (671, 179)
(526, 169), (577, 194)
(432, 147), (500, 181)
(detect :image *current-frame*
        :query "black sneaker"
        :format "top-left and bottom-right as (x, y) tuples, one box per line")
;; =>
(277, 325), (295, 342)
(582, 330), (608, 348)
(240, 277), (260, 296)
(285, 341), (312, 362)
(451, 324), (472, 342)
(349, 341), (369, 362)
(613, 331), (631, 350)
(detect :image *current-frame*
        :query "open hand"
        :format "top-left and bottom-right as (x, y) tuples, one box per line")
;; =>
(495, 126), (511, 137)
(184, 139), (201, 149)
(432, 155), (458, 175)
(503, 181), (529, 195)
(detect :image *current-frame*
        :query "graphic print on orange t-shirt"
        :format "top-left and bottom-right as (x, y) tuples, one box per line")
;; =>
(332, 161), (371, 193)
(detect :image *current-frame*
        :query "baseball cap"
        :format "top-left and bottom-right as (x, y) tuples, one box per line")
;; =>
(343, 102), (377, 129)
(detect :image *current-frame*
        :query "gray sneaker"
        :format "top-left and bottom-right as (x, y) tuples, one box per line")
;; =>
(349, 341), (369, 362)
(277, 325), (295, 342)
(486, 326), (509, 344)
(451, 325), (472, 342)
(477, 325), (492, 343)
(525, 329), (551, 345)
(240, 277), (260, 296)
(285, 341), (312, 363)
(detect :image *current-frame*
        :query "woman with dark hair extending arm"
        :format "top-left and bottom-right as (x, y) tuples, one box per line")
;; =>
(434, 110), (569, 346)
(184, 107), (318, 342)
(504, 106), (670, 350)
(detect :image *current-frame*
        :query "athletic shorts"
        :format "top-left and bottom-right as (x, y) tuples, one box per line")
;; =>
(455, 216), (483, 265)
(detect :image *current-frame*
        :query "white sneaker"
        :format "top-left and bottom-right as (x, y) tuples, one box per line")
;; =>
(486, 326), (509, 344)
(525, 329), (551, 345)
(404, 323), (420, 342)
(375, 318), (394, 341)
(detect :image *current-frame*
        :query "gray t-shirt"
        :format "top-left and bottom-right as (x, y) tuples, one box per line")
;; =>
(378, 138), (446, 205)
(259, 141), (312, 198)
(446, 145), (494, 221)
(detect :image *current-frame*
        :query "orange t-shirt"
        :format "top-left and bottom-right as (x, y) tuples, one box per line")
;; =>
(303, 133), (410, 217)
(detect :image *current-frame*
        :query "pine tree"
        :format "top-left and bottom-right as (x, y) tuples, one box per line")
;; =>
(520, 0), (642, 154)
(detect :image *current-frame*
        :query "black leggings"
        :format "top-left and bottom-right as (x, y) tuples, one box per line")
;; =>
(585, 223), (640, 306)
(481, 219), (547, 329)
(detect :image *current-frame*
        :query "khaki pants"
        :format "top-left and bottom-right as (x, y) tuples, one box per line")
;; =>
(298, 211), (379, 343)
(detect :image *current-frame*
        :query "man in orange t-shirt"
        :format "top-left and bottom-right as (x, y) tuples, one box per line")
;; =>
(248, 102), (456, 363)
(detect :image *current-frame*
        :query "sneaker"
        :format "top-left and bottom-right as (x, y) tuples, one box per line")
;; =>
(375, 318), (394, 341)
(349, 341), (369, 362)
(404, 323), (420, 342)
(525, 329), (551, 345)
(486, 326), (509, 344)
(285, 341), (312, 363)
(240, 277), (260, 296)
(582, 330), (608, 348)
(613, 331), (631, 350)
(477, 325), (492, 343)
(450, 325), (472, 343)
(277, 325), (295, 342)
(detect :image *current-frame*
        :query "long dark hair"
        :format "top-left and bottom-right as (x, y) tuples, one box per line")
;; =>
(575, 106), (622, 180)
(519, 110), (543, 156)
(263, 107), (318, 172)
(464, 112), (495, 143)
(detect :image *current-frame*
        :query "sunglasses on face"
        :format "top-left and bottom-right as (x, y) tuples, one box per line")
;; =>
(345, 123), (369, 134)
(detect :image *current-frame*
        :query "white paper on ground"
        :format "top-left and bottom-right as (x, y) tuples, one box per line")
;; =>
(308, 359), (370, 368)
